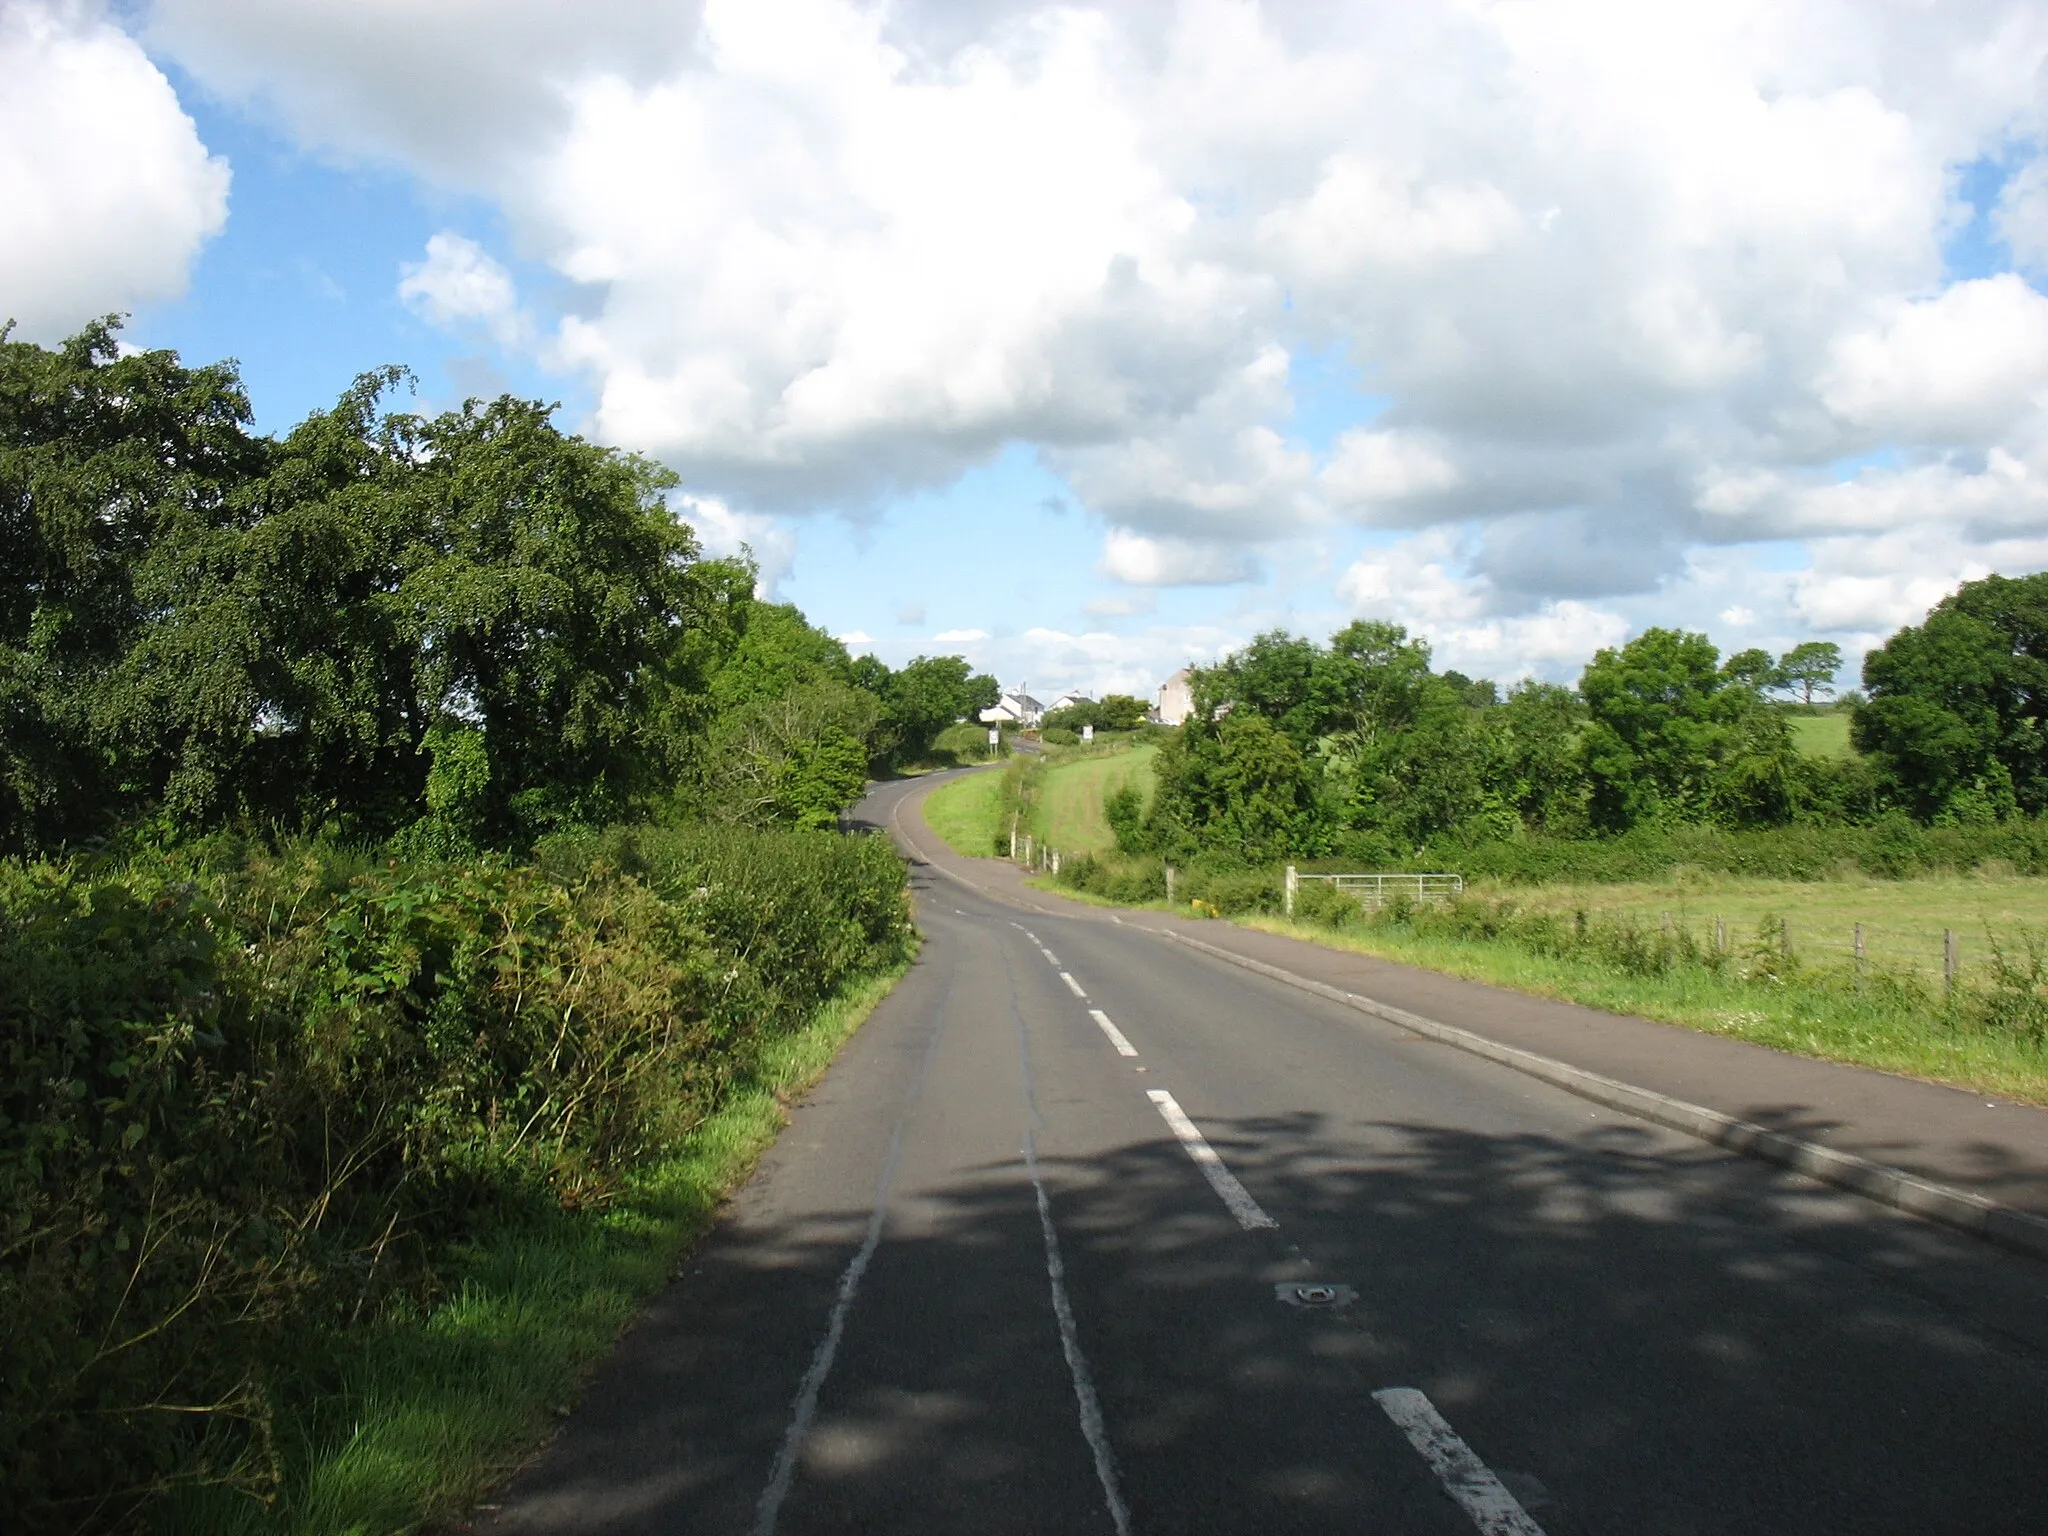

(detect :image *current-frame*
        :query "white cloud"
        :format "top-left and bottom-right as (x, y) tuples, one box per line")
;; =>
(134, 0), (2048, 660)
(1099, 529), (1259, 586)
(672, 494), (797, 596)
(398, 232), (526, 346)
(932, 628), (989, 643)
(1, 1), (228, 339)
(1817, 275), (2048, 444)
(1321, 428), (1462, 520)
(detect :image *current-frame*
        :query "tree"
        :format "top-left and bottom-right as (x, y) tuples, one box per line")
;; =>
(876, 654), (998, 764)
(1720, 647), (1780, 693)
(1854, 573), (2048, 820)
(0, 319), (268, 849)
(1579, 628), (1746, 830)
(1777, 640), (1843, 705)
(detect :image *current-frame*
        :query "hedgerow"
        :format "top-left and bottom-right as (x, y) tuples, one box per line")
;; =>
(0, 825), (909, 1532)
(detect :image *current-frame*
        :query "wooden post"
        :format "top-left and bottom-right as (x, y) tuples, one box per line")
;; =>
(1285, 864), (1298, 918)
(1009, 812), (1019, 861)
(1164, 864), (1176, 904)
(1023, 834), (1033, 869)
(1715, 917), (1726, 955)
(1854, 922), (1865, 978)
(1944, 929), (1958, 995)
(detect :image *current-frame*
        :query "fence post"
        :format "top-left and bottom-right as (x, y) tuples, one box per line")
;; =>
(1023, 834), (1033, 869)
(1164, 864), (1176, 905)
(1715, 917), (1726, 955)
(1051, 849), (1060, 875)
(1945, 929), (1958, 995)
(1854, 922), (1865, 978)
(1010, 812), (1019, 861)
(1285, 864), (1298, 918)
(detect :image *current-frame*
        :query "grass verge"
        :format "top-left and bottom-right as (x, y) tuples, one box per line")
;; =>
(169, 960), (911, 1536)
(1234, 912), (2048, 1106)
(1032, 745), (1157, 858)
(922, 768), (1007, 857)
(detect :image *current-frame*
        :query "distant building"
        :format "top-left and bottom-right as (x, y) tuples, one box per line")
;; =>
(979, 690), (1044, 727)
(1154, 668), (1193, 726)
(1044, 691), (1093, 717)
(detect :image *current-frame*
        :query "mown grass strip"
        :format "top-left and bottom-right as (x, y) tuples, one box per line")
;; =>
(922, 768), (1007, 857)
(169, 961), (911, 1536)
(1235, 914), (2048, 1106)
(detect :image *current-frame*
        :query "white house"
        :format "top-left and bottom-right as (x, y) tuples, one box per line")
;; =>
(979, 690), (1044, 727)
(1154, 668), (1194, 726)
(1043, 691), (1093, 717)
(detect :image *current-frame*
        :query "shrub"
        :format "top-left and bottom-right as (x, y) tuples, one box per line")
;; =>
(0, 827), (910, 1531)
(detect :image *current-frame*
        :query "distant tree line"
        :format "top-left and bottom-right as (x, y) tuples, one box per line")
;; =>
(0, 322), (996, 854)
(1127, 576), (2048, 865)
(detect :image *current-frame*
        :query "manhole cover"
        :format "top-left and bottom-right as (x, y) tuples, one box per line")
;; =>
(1275, 1281), (1356, 1309)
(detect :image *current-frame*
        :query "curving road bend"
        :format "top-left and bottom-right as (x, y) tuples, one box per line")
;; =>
(479, 769), (2048, 1535)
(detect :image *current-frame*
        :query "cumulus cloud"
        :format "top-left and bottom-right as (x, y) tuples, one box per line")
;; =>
(131, 0), (2048, 672)
(1, 1), (228, 340)
(398, 232), (527, 346)
(671, 493), (797, 596)
(1817, 275), (2048, 444)
(1100, 529), (1260, 586)
(932, 627), (989, 643)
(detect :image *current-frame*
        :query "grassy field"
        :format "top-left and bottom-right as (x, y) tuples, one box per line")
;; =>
(1238, 911), (2048, 1103)
(1472, 869), (2048, 988)
(1033, 743), (1157, 857)
(1789, 712), (1855, 758)
(922, 767), (1007, 856)
(170, 964), (910, 1535)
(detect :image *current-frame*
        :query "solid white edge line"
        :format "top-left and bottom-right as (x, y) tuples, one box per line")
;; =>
(1060, 971), (1088, 998)
(1372, 1388), (1547, 1536)
(1026, 1132), (1134, 1536)
(1088, 1009), (1139, 1057)
(1145, 1089), (1278, 1230)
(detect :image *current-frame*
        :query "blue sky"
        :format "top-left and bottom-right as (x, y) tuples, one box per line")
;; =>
(13, 2), (2048, 700)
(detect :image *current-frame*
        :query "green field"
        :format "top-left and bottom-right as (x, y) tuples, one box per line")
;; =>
(1033, 744), (1157, 857)
(922, 768), (1007, 856)
(1789, 712), (1856, 759)
(1476, 869), (2048, 988)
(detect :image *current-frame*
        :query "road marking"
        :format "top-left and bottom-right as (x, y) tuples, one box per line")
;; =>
(1041, 947), (1062, 965)
(1089, 1009), (1138, 1056)
(1372, 1388), (1547, 1536)
(1060, 971), (1088, 998)
(1145, 1090), (1278, 1230)
(1026, 1131), (1134, 1536)
(752, 1007), (948, 1536)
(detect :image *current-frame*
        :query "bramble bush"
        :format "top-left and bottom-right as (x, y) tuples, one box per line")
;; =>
(0, 825), (909, 1532)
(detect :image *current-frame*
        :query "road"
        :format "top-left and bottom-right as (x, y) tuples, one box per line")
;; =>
(483, 770), (2048, 1534)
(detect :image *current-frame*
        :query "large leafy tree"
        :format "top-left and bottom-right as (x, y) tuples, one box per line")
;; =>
(0, 320), (270, 848)
(1578, 628), (1749, 829)
(1854, 573), (2048, 820)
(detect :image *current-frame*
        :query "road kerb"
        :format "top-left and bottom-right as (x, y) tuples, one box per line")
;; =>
(1159, 929), (2048, 1263)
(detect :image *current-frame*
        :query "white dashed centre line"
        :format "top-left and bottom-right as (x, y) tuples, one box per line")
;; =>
(1145, 1090), (1278, 1230)
(1059, 971), (1088, 999)
(1088, 1009), (1138, 1057)
(1372, 1388), (1547, 1536)
(1041, 948), (1062, 966)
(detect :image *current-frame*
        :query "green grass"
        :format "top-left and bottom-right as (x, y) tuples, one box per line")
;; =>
(1469, 868), (2048, 987)
(922, 767), (1007, 857)
(1789, 712), (1855, 759)
(1238, 911), (2048, 1105)
(166, 962), (911, 1536)
(1032, 744), (1157, 857)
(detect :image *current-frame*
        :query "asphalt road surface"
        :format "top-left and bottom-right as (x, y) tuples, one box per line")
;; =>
(482, 771), (2048, 1535)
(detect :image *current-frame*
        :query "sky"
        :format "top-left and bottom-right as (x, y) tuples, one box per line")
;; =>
(9, 1), (2048, 703)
